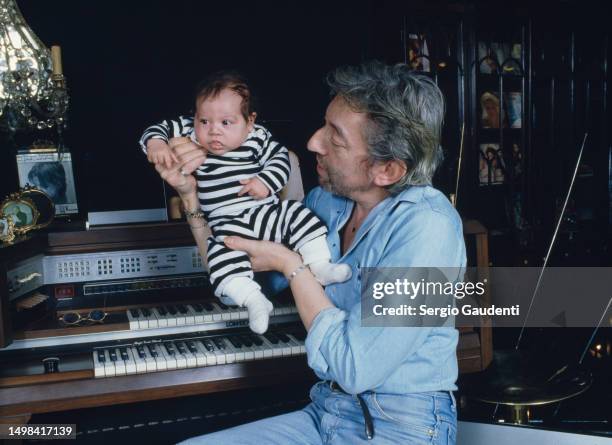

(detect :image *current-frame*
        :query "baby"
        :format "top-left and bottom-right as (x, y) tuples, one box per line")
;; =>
(140, 71), (351, 333)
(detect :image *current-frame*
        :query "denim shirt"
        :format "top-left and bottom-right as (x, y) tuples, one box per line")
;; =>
(287, 185), (467, 396)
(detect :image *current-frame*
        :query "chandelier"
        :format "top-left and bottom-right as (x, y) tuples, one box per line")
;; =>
(0, 0), (68, 133)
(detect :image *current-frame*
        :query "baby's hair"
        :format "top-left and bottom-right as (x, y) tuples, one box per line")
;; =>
(194, 70), (257, 121)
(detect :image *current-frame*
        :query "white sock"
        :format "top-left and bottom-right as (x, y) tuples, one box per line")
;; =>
(298, 236), (352, 285)
(221, 277), (273, 334)
(309, 260), (352, 286)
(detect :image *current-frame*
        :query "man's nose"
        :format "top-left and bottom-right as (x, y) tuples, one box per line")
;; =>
(307, 127), (326, 155)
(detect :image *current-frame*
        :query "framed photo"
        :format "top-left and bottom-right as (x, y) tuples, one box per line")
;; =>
(480, 91), (506, 129)
(479, 143), (505, 186)
(504, 92), (522, 128)
(16, 147), (78, 216)
(407, 33), (430, 72)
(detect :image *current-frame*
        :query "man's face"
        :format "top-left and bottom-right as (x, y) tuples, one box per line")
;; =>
(307, 96), (374, 197)
(193, 88), (253, 155)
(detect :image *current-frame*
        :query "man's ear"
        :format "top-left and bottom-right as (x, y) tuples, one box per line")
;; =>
(371, 159), (407, 188)
(247, 112), (257, 131)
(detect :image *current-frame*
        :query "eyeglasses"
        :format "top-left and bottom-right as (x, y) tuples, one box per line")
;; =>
(58, 310), (107, 326)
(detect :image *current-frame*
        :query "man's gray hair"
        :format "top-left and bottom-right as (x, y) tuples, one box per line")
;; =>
(327, 61), (445, 193)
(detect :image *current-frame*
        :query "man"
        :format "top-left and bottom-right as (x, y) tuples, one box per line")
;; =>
(154, 61), (465, 444)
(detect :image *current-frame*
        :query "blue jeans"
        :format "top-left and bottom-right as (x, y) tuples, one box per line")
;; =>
(179, 381), (457, 444)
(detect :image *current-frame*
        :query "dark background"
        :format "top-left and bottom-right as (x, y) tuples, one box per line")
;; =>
(1, 0), (611, 267)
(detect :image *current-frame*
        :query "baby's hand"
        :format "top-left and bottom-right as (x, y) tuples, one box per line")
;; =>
(237, 177), (270, 200)
(147, 139), (178, 168)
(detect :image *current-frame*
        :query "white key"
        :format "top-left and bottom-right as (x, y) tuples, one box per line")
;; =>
(103, 349), (116, 377)
(160, 343), (178, 369)
(187, 305), (205, 324)
(175, 341), (197, 368)
(121, 347), (137, 374)
(185, 340), (206, 366)
(210, 303), (224, 321)
(163, 306), (179, 327)
(167, 342), (187, 368)
(287, 334), (306, 354)
(261, 335), (283, 357)
(141, 308), (158, 328)
(239, 337), (256, 361)
(221, 337), (243, 362)
(126, 309), (141, 330)
(142, 345), (159, 372)
(247, 336), (265, 360)
(151, 307), (169, 327)
(275, 334), (293, 356)
(216, 304), (232, 321)
(283, 335), (303, 356)
(93, 350), (105, 378)
(207, 339), (226, 364)
(197, 339), (217, 365)
(147, 343), (167, 371)
(255, 334), (275, 358)
(112, 348), (127, 375)
(130, 346), (147, 373)
(213, 337), (235, 363)
(177, 305), (195, 325)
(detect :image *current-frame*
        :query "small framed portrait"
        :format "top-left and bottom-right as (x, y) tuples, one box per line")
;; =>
(479, 144), (506, 186)
(0, 217), (8, 237)
(407, 33), (430, 72)
(16, 145), (78, 216)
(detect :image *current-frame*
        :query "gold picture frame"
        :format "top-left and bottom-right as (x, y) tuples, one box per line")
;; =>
(0, 186), (55, 239)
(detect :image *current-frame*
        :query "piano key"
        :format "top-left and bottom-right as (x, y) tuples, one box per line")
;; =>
(187, 304), (205, 324)
(213, 337), (236, 363)
(112, 348), (127, 376)
(197, 339), (217, 365)
(287, 333), (307, 354)
(103, 349), (116, 377)
(93, 349), (105, 378)
(126, 308), (141, 330)
(207, 338), (227, 364)
(176, 304), (195, 325)
(144, 344), (161, 372)
(141, 307), (158, 328)
(121, 347), (137, 375)
(186, 340), (207, 366)
(130, 346), (147, 373)
(215, 301), (233, 321)
(246, 334), (265, 359)
(161, 342), (179, 369)
(224, 336), (244, 362)
(237, 335), (255, 361)
(172, 341), (191, 368)
(151, 307), (169, 327)
(260, 334), (283, 357)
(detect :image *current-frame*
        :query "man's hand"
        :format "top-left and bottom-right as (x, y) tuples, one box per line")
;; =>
(224, 236), (302, 276)
(147, 139), (179, 168)
(153, 139), (207, 196)
(237, 177), (270, 199)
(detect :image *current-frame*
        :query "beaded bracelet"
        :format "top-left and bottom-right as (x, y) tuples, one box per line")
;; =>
(287, 264), (307, 282)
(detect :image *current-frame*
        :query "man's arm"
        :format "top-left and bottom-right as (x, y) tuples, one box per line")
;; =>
(302, 211), (465, 394)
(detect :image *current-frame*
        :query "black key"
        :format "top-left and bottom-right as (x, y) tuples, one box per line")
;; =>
(264, 333), (280, 344)
(147, 344), (158, 358)
(239, 335), (253, 347)
(166, 305), (178, 315)
(249, 335), (264, 346)
(213, 338), (227, 350)
(120, 347), (129, 360)
(191, 304), (203, 313)
(156, 306), (168, 316)
(176, 342), (187, 354)
(176, 304), (188, 314)
(136, 346), (146, 359)
(164, 343), (175, 355)
(227, 337), (242, 348)
(141, 307), (151, 317)
(200, 339), (215, 352)
(217, 301), (229, 310)
(129, 308), (140, 318)
(277, 332), (291, 343)
(186, 341), (198, 354)
(203, 302), (214, 312)
(109, 349), (118, 361)
(97, 350), (106, 363)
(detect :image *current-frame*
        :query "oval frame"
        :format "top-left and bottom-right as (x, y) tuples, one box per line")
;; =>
(21, 186), (55, 230)
(0, 191), (41, 236)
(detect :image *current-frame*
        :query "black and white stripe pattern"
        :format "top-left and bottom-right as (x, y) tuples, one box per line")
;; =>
(207, 200), (327, 296)
(140, 117), (291, 218)
(140, 116), (328, 297)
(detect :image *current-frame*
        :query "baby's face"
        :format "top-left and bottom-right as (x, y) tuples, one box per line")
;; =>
(193, 88), (254, 155)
